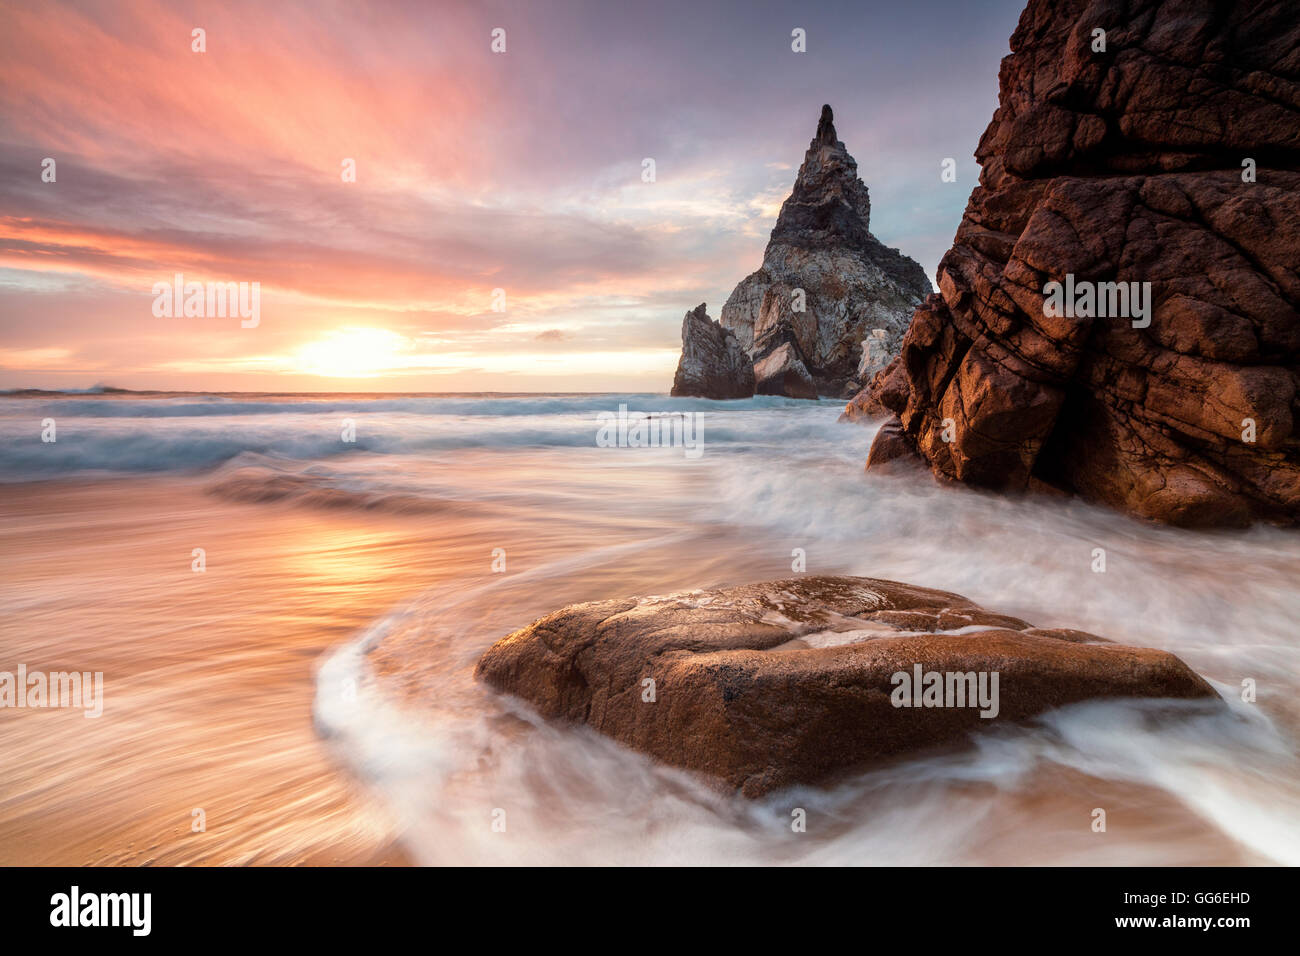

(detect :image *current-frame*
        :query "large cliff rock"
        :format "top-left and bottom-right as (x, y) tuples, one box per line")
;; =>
(857, 0), (1300, 527)
(670, 303), (755, 399)
(672, 105), (932, 400)
(476, 575), (1218, 797)
(723, 105), (933, 398)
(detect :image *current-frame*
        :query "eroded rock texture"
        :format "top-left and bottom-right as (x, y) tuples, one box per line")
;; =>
(671, 105), (931, 400)
(670, 303), (755, 399)
(476, 575), (1217, 796)
(856, 0), (1300, 526)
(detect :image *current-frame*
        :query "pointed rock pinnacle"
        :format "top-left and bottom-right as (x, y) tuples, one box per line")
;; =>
(815, 104), (837, 145)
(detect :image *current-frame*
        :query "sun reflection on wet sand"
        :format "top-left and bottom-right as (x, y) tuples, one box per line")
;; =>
(0, 478), (459, 864)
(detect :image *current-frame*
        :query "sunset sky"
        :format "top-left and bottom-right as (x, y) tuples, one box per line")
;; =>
(0, 0), (1023, 392)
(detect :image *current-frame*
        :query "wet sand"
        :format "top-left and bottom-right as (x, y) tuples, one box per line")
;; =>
(0, 477), (438, 865)
(3, 408), (1297, 865)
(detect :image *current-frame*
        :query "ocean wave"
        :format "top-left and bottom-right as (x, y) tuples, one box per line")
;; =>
(0, 394), (852, 479)
(316, 559), (1299, 865)
(203, 456), (469, 514)
(13, 392), (823, 419)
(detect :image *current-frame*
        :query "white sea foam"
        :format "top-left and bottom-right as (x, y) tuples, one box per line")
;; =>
(10, 391), (1296, 863)
(0, 392), (837, 478)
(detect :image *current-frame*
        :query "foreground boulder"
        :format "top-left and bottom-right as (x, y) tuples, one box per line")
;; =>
(671, 105), (932, 400)
(476, 575), (1217, 796)
(853, 0), (1300, 526)
(670, 303), (755, 398)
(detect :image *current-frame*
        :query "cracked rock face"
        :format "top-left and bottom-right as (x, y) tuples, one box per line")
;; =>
(856, 0), (1300, 527)
(670, 303), (755, 399)
(475, 575), (1217, 796)
(753, 341), (818, 400)
(723, 106), (933, 398)
(672, 105), (932, 400)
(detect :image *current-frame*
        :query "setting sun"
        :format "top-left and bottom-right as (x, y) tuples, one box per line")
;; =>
(293, 327), (410, 378)
(3, 0), (1296, 900)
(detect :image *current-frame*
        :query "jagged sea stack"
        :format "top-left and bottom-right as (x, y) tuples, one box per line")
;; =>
(670, 105), (932, 399)
(854, 0), (1300, 528)
(670, 303), (755, 399)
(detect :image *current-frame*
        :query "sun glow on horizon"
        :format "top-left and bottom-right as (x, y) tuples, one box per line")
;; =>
(293, 327), (412, 378)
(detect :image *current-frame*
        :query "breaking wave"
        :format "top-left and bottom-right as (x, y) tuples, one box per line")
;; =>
(0, 392), (844, 479)
(10, 389), (1298, 863)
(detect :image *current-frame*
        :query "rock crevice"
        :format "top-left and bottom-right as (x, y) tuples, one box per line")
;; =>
(851, 0), (1300, 527)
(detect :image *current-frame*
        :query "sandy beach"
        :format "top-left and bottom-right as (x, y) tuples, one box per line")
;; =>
(2, 393), (1298, 866)
(0, 477), (427, 865)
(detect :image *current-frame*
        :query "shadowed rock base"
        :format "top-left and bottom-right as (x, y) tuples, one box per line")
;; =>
(476, 575), (1218, 797)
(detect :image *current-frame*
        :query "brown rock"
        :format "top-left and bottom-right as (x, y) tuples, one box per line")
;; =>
(475, 575), (1218, 797)
(863, 0), (1300, 527)
(841, 358), (908, 422)
(863, 416), (925, 473)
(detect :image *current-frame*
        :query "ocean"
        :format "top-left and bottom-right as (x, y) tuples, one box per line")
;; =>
(2, 391), (1298, 864)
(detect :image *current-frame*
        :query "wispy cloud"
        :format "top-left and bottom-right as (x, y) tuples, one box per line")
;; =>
(0, 0), (1022, 390)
